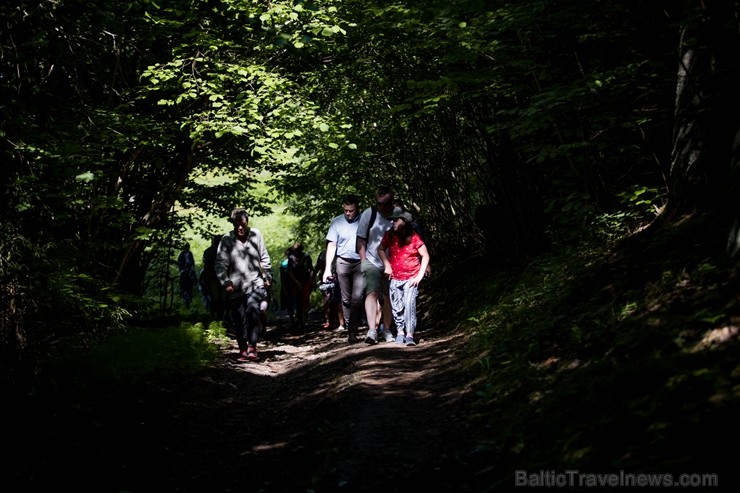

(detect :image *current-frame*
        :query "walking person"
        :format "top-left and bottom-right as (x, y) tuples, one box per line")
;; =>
(287, 242), (313, 330)
(322, 194), (363, 343)
(202, 234), (227, 323)
(279, 247), (295, 325)
(215, 208), (272, 362)
(177, 243), (197, 309)
(315, 248), (344, 330)
(356, 185), (400, 344)
(378, 209), (430, 346)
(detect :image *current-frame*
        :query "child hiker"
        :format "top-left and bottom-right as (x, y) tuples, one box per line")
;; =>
(377, 209), (430, 346)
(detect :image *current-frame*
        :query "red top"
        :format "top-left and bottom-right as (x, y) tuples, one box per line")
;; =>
(380, 230), (425, 281)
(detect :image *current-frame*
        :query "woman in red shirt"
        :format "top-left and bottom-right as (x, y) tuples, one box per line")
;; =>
(378, 210), (431, 346)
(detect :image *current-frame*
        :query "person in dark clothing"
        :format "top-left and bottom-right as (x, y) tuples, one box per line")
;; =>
(279, 247), (295, 325)
(314, 248), (344, 330)
(202, 234), (227, 322)
(177, 243), (197, 309)
(287, 242), (313, 329)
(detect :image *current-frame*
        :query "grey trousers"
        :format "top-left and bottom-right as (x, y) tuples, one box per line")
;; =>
(336, 257), (364, 334)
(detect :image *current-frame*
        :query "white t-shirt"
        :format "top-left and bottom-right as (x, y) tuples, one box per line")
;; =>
(356, 206), (395, 269)
(325, 213), (360, 260)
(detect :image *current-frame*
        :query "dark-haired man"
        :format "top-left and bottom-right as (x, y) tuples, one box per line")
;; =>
(356, 186), (400, 344)
(322, 194), (363, 343)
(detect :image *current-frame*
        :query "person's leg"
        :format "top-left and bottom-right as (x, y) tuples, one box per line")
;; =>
(403, 283), (419, 345)
(293, 283), (303, 327)
(321, 289), (331, 327)
(348, 261), (364, 334)
(389, 279), (406, 342)
(180, 274), (191, 308)
(214, 288), (227, 323)
(381, 276), (393, 336)
(364, 291), (379, 342)
(301, 282), (311, 326)
(230, 295), (249, 352)
(362, 260), (382, 344)
(335, 258), (354, 331)
(245, 290), (264, 359)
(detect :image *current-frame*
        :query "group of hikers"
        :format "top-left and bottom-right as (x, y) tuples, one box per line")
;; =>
(176, 185), (431, 362)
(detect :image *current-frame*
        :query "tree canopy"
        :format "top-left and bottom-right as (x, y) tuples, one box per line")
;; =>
(2, 0), (738, 386)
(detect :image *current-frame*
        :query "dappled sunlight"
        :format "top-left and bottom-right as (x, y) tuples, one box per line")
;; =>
(532, 356), (559, 370)
(244, 441), (290, 454)
(690, 324), (739, 352)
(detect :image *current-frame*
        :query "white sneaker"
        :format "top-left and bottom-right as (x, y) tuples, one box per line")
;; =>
(383, 329), (395, 343)
(364, 328), (378, 344)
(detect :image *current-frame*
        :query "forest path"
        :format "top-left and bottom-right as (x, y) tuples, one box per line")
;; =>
(14, 310), (495, 492)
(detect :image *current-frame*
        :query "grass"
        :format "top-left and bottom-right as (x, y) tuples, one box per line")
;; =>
(38, 322), (231, 395)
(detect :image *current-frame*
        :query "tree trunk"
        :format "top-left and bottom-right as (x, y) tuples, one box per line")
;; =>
(114, 137), (195, 294)
(665, 1), (740, 243)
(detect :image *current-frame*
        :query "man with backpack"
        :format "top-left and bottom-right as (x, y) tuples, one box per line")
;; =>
(356, 186), (400, 344)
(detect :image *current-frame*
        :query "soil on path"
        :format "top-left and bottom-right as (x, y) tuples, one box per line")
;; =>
(12, 311), (496, 493)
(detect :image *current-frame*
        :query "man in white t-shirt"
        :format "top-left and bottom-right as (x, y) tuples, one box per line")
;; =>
(322, 194), (363, 343)
(356, 186), (402, 344)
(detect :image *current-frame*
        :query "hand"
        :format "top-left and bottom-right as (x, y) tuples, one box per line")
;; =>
(409, 274), (424, 287)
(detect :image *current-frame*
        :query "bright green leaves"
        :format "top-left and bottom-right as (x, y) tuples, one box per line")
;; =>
(75, 171), (95, 182)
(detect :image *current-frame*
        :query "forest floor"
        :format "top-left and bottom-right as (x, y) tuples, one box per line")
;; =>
(11, 308), (495, 493)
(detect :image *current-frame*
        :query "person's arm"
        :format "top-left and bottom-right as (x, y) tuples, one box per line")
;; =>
(259, 235), (272, 288)
(355, 209), (369, 261)
(377, 238), (392, 278)
(323, 242), (337, 282)
(356, 236), (368, 261)
(215, 236), (234, 294)
(306, 255), (313, 280)
(409, 244), (430, 287)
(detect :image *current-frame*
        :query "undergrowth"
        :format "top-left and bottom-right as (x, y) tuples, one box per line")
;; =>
(36, 321), (231, 397)
(446, 212), (740, 482)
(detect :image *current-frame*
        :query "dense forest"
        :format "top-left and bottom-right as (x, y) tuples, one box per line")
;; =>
(2, 1), (739, 486)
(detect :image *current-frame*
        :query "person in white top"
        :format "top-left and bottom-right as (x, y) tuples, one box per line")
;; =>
(356, 185), (401, 344)
(322, 194), (363, 343)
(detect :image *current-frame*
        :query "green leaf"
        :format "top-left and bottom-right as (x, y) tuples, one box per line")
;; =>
(75, 172), (95, 182)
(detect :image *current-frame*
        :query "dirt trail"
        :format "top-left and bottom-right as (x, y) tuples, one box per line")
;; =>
(13, 312), (495, 492)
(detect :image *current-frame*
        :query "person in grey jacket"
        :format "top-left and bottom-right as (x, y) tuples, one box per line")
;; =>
(216, 207), (272, 362)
